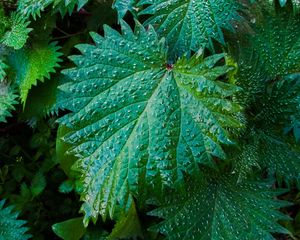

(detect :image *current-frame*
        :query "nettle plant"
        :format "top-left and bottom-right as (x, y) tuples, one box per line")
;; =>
(0, 0), (300, 239)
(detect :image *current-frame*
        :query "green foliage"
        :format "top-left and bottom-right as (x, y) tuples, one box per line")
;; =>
(52, 217), (86, 240)
(21, 77), (60, 119)
(8, 42), (62, 105)
(0, 59), (8, 81)
(139, 0), (242, 57)
(30, 171), (46, 197)
(0, 81), (18, 122)
(230, 4), (300, 182)
(17, 0), (90, 18)
(0, 200), (31, 240)
(58, 21), (242, 222)
(108, 202), (142, 240)
(113, 0), (137, 18)
(250, 6), (300, 78)
(1, 13), (32, 50)
(0, 0), (299, 239)
(150, 173), (291, 240)
(268, 0), (300, 12)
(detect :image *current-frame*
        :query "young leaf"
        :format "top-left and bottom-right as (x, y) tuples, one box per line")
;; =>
(58, 21), (242, 223)
(108, 202), (143, 240)
(150, 173), (291, 240)
(59, 180), (75, 194)
(52, 217), (86, 240)
(30, 171), (46, 197)
(0, 199), (31, 240)
(1, 13), (32, 50)
(8, 41), (62, 105)
(0, 82), (18, 123)
(138, 0), (242, 57)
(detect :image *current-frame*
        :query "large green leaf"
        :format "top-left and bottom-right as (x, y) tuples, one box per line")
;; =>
(58, 21), (242, 223)
(8, 42), (62, 105)
(150, 173), (291, 240)
(0, 199), (31, 240)
(138, 0), (242, 58)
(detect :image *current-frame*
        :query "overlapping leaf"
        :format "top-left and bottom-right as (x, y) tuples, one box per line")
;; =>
(0, 200), (31, 240)
(251, 6), (300, 78)
(113, 0), (138, 19)
(233, 129), (300, 181)
(0, 82), (18, 123)
(8, 42), (62, 105)
(17, 0), (90, 18)
(150, 173), (291, 240)
(0, 59), (7, 81)
(231, 6), (300, 181)
(138, 0), (242, 58)
(58, 21), (242, 223)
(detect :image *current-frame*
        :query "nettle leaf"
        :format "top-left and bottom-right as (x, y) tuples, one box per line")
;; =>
(150, 173), (291, 240)
(1, 13), (32, 50)
(246, 130), (300, 181)
(52, 217), (86, 240)
(232, 130), (300, 182)
(231, 6), (300, 182)
(17, 0), (90, 18)
(59, 21), (242, 223)
(8, 42), (62, 105)
(0, 199), (31, 240)
(251, 6), (300, 78)
(113, 0), (138, 19)
(0, 82), (18, 123)
(138, 0), (242, 58)
(30, 171), (46, 197)
(251, 74), (300, 129)
(22, 77), (60, 119)
(0, 59), (8, 81)
(108, 202), (143, 240)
